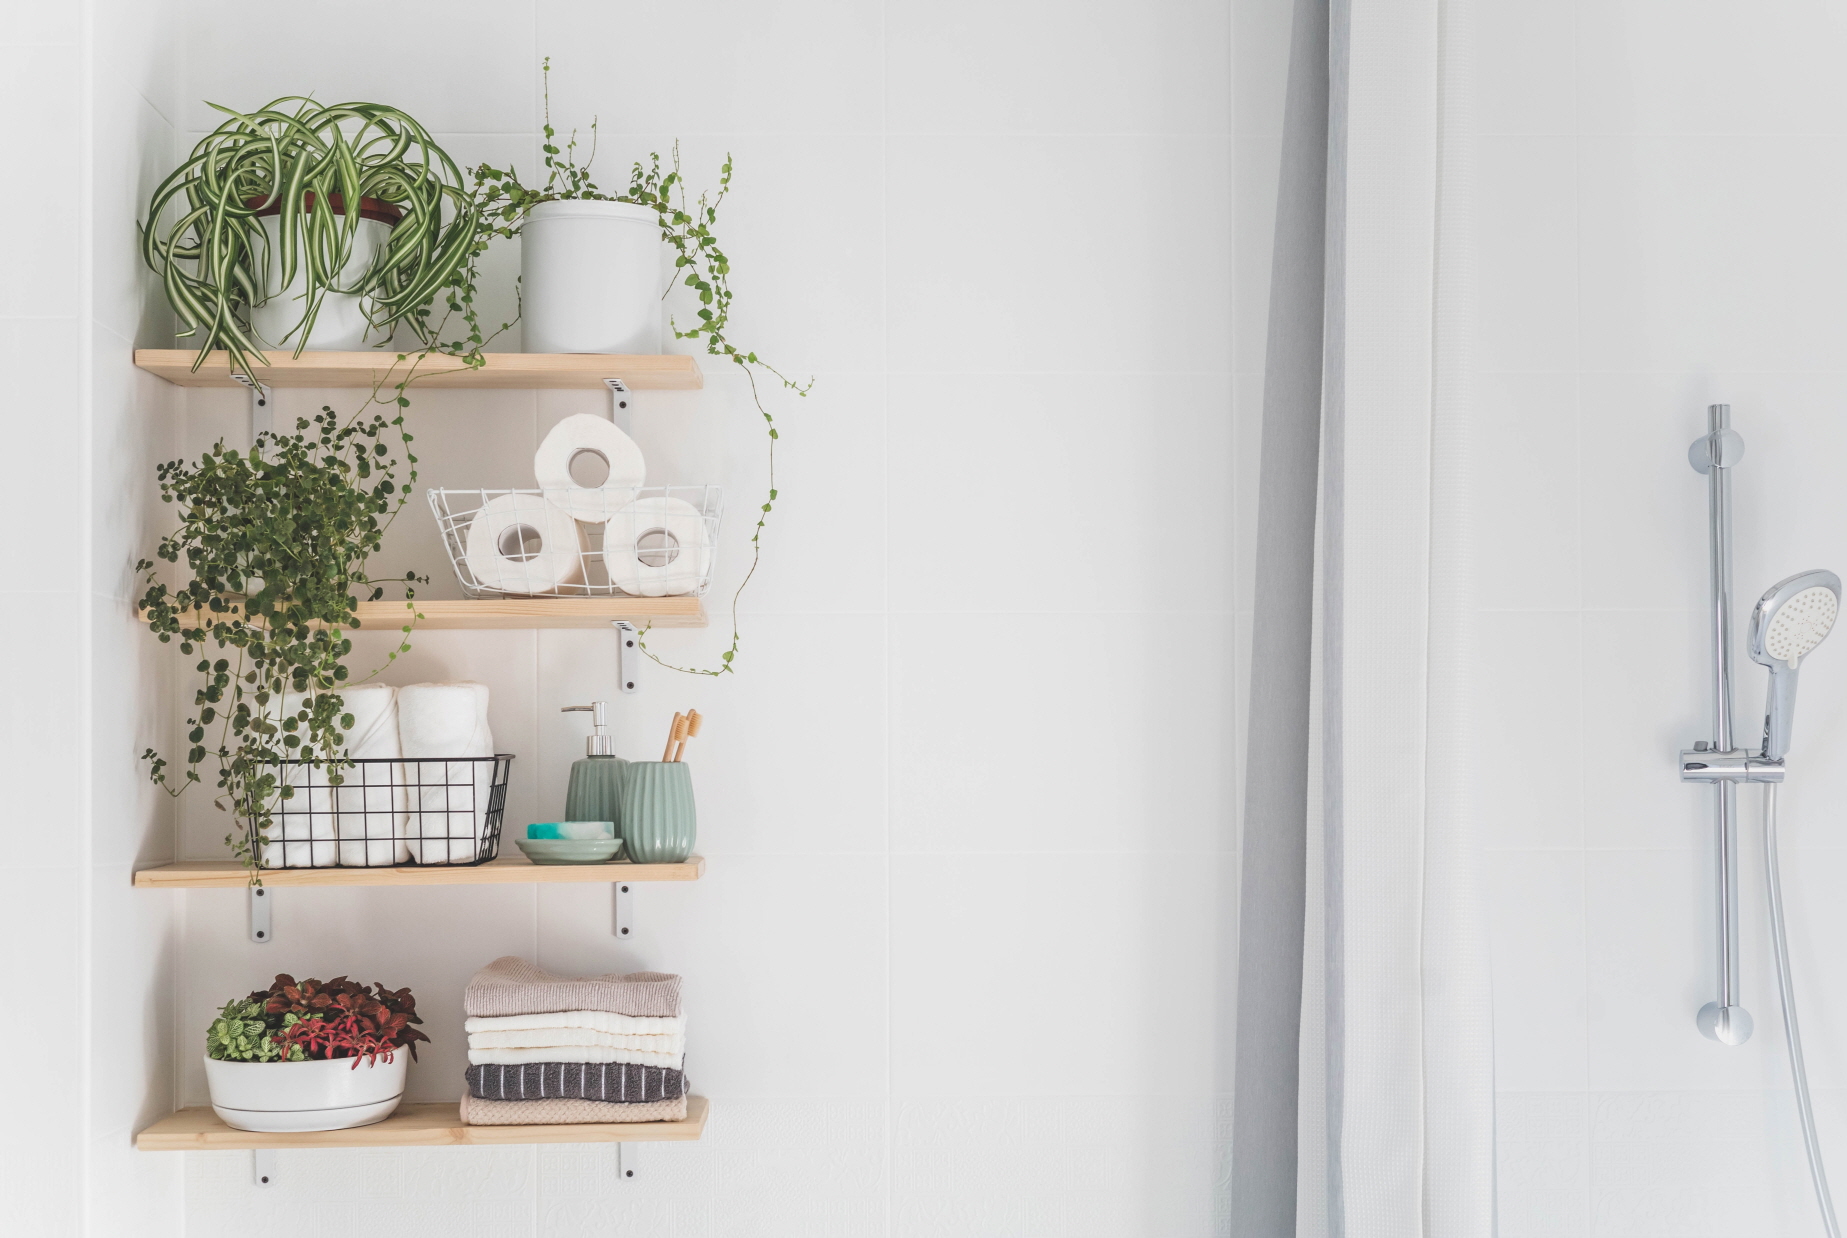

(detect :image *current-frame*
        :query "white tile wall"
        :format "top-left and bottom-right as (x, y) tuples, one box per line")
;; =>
(1475, 3), (1847, 1229)
(164, 1), (1244, 1234)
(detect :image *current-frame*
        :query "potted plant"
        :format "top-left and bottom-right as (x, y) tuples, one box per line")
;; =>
(204, 974), (429, 1132)
(472, 60), (808, 676)
(141, 98), (483, 371)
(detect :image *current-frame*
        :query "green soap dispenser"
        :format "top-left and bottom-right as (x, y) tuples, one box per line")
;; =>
(561, 702), (628, 833)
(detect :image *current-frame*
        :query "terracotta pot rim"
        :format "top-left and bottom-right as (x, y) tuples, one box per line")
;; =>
(245, 192), (403, 226)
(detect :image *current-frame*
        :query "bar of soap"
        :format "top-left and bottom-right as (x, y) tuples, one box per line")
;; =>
(527, 821), (616, 840)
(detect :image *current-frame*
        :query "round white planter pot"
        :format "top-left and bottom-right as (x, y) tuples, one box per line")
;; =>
(247, 213), (396, 352)
(204, 1053), (408, 1133)
(521, 199), (662, 354)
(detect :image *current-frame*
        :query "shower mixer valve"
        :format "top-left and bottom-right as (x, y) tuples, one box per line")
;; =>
(1678, 745), (1785, 784)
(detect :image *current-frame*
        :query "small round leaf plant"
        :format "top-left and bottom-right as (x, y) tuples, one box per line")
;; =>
(136, 373), (434, 883)
(471, 59), (811, 677)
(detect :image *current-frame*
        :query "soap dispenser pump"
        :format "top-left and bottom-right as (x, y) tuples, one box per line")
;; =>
(562, 702), (628, 832)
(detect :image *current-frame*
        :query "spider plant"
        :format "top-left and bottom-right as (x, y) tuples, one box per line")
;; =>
(140, 98), (482, 373)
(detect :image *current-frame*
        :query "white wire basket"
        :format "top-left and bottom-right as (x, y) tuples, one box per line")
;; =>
(429, 486), (723, 598)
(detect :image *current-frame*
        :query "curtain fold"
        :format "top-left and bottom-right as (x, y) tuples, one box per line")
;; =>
(1232, 1), (1494, 1233)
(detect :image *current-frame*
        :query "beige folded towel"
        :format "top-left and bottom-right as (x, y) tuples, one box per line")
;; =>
(467, 1045), (683, 1068)
(459, 1092), (689, 1125)
(467, 1027), (686, 1054)
(464, 956), (681, 1018)
(465, 1011), (686, 1036)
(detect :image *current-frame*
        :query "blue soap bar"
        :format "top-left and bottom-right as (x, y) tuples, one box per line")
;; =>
(527, 821), (616, 840)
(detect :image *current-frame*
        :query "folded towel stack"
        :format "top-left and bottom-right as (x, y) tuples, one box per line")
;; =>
(459, 956), (688, 1125)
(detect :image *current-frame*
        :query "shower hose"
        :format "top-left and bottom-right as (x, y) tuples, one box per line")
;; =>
(1765, 782), (1843, 1237)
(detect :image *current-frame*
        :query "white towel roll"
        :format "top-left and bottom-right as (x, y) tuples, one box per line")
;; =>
(604, 497), (714, 597)
(463, 493), (586, 595)
(261, 692), (337, 869)
(330, 684), (408, 866)
(534, 414), (645, 523)
(397, 682), (496, 864)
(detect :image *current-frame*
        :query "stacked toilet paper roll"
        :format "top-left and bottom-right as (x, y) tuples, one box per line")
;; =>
(399, 682), (496, 864)
(332, 684), (409, 866)
(456, 412), (712, 599)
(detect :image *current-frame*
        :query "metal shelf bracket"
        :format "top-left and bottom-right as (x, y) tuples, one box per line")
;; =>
(249, 886), (273, 944)
(614, 881), (634, 940)
(232, 373), (273, 442)
(618, 1142), (640, 1181)
(614, 620), (639, 694)
(252, 1149), (276, 1186)
(604, 377), (631, 429)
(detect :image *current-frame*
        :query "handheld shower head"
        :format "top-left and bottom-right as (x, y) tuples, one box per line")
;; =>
(1748, 569), (1842, 760)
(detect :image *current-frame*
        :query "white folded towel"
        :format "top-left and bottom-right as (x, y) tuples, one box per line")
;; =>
(467, 1046), (683, 1068)
(397, 682), (494, 864)
(464, 1011), (686, 1037)
(467, 1028), (686, 1054)
(330, 683), (408, 866)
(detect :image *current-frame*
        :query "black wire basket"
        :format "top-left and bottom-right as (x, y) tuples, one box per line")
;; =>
(255, 755), (514, 869)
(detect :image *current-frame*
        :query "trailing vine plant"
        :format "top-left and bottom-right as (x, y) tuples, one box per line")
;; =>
(471, 59), (809, 676)
(134, 353), (482, 882)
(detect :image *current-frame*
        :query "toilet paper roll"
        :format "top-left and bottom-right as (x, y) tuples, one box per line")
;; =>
(605, 497), (715, 597)
(398, 682), (496, 865)
(535, 414), (646, 523)
(329, 684), (409, 867)
(464, 493), (586, 595)
(261, 691), (338, 869)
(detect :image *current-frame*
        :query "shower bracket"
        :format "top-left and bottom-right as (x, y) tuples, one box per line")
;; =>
(1679, 748), (1785, 784)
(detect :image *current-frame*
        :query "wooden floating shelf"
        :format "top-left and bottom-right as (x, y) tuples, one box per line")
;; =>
(156, 598), (706, 631)
(134, 349), (703, 391)
(363, 598), (706, 630)
(134, 854), (704, 889)
(137, 1097), (708, 1150)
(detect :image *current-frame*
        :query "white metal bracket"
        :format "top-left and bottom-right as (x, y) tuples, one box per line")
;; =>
(617, 1142), (640, 1181)
(232, 373), (273, 443)
(252, 1149), (276, 1187)
(614, 620), (639, 694)
(249, 886), (273, 944)
(614, 881), (634, 940)
(604, 378), (631, 430)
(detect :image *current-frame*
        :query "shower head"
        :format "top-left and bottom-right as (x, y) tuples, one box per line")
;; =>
(1747, 569), (1842, 761)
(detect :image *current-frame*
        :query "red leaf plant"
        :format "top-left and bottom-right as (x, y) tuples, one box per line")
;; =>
(248, 974), (431, 1068)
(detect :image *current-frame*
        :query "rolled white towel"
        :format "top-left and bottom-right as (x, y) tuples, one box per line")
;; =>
(464, 1011), (686, 1037)
(261, 691), (337, 869)
(467, 1027), (686, 1054)
(330, 684), (408, 866)
(466, 1045), (683, 1069)
(397, 682), (495, 864)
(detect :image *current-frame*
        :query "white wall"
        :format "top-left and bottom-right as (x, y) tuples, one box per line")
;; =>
(0, 1), (184, 1234)
(1472, 4), (1847, 1232)
(164, 3), (1244, 1234)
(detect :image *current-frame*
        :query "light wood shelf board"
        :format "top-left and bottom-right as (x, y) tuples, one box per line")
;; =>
(153, 597), (706, 631)
(134, 349), (703, 391)
(137, 1097), (708, 1150)
(134, 854), (704, 889)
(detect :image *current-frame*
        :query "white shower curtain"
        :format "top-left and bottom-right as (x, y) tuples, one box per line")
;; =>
(1232, 1), (1495, 1234)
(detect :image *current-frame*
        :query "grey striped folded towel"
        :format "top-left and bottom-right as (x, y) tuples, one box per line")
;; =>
(465, 1061), (688, 1103)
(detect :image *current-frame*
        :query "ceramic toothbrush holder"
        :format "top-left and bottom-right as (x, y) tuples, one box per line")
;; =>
(620, 762), (697, 863)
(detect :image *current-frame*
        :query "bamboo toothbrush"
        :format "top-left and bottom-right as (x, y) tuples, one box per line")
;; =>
(661, 713), (686, 762)
(673, 710), (703, 762)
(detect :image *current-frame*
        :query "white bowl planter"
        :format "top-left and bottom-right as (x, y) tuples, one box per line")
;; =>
(247, 197), (399, 352)
(204, 1053), (408, 1133)
(521, 200), (662, 354)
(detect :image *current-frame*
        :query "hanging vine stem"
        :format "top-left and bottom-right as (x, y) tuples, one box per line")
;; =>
(472, 58), (809, 677)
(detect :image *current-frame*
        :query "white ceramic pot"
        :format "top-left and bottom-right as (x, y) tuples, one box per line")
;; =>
(520, 199), (662, 354)
(247, 204), (396, 352)
(204, 1053), (408, 1133)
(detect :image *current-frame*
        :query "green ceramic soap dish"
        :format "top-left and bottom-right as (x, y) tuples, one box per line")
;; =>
(514, 838), (626, 865)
